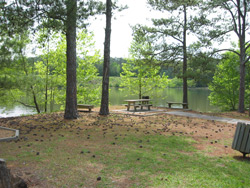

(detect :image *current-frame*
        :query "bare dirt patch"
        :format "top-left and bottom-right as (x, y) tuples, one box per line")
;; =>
(1, 106), (249, 187)
(0, 128), (15, 138)
(108, 106), (244, 157)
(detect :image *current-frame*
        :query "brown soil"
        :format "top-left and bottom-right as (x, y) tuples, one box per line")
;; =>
(0, 106), (249, 187)
(0, 128), (15, 138)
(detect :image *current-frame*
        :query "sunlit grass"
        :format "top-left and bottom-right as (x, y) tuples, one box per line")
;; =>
(1, 112), (250, 187)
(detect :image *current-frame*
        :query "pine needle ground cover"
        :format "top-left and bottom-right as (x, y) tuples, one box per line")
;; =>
(0, 108), (249, 187)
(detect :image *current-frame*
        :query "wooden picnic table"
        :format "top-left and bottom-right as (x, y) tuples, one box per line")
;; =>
(166, 101), (188, 109)
(124, 99), (152, 111)
(77, 104), (94, 112)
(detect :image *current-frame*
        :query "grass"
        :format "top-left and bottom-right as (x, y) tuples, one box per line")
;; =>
(1, 111), (250, 187)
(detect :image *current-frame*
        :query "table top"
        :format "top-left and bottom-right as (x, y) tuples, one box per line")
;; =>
(124, 99), (151, 102)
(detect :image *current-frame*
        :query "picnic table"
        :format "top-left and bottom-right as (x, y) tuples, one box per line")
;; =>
(77, 104), (94, 112)
(124, 99), (152, 111)
(166, 102), (188, 109)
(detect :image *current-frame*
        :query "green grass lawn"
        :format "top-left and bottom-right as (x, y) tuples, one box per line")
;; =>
(1, 112), (250, 187)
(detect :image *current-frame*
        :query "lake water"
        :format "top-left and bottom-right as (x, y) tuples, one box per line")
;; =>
(0, 87), (219, 117)
(110, 87), (219, 112)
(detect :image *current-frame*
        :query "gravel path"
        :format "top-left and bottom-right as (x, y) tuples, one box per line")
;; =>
(166, 111), (250, 124)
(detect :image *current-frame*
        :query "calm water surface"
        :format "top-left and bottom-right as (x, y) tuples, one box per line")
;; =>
(0, 87), (219, 117)
(110, 87), (219, 112)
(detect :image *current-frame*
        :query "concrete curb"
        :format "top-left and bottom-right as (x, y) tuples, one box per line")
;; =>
(165, 111), (250, 124)
(0, 126), (19, 142)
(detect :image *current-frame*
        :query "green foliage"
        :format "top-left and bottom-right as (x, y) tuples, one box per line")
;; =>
(120, 58), (169, 99)
(109, 77), (122, 87)
(76, 31), (101, 105)
(167, 77), (195, 88)
(0, 30), (101, 113)
(1, 0), (105, 34)
(35, 30), (101, 109)
(133, 0), (211, 64)
(120, 27), (169, 99)
(95, 58), (126, 77)
(188, 52), (219, 87)
(0, 32), (42, 111)
(208, 52), (240, 110)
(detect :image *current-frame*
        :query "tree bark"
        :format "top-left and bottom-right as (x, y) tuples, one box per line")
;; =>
(0, 159), (12, 188)
(238, 47), (246, 113)
(139, 76), (142, 99)
(31, 86), (41, 113)
(182, 5), (188, 108)
(0, 159), (27, 188)
(64, 0), (78, 119)
(100, 0), (112, 115)
(45, 36), (49, 113)
(237, 0), (247, 113)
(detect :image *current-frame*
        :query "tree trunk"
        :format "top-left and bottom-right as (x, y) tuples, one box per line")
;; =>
(139, 76), (142, 99)
(0, 159), (27, 188)
(64, 0), (78, 119)
(238, 52), (246, 113)
(45, 37), (49, 113)
(237, 1), (247, 113)
(100, 0), (112, 115)
(182, 5), (188, 108)
(31, 86), (41, 113)
(0, 159), (12, 188)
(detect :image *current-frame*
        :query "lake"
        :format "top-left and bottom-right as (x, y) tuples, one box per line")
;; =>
(0, 87), (218, 117)
(110, 87), (218, 112)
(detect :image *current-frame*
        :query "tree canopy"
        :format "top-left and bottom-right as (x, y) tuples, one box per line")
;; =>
(204, 0), (250, 112)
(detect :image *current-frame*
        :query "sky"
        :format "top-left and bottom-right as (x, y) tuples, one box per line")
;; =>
(88, 0), (240, 58)
(27, 0), (158, 58)
(27, 0), (239, 58)
(88, 0), (154, 58)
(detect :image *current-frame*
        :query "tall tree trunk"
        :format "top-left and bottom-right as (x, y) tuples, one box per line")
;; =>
(45, 36), (49, 113)
(100, 0), (112, 115)
(238, 45), (246, 113)
(182, 5), (188, 108)
(64, 0), (78, 119)
(0, 159), (12, 188)
(50, 84), (54, 112)
(237, 0), (247, 113)
(139, 76), (142, 99)
(31, 86), (40, 113)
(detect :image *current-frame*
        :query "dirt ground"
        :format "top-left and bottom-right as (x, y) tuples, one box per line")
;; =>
(110, 106), (246, 157)
(0, 128), (15, 138)
(1, 106), (249, 187)
(1, 106), (247, 157)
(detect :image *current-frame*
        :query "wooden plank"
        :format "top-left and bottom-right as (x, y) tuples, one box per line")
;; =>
(240, 125), (250, 152)
(167, 102), (188, 109)
(138, 104), (152, 106)
(77, 104), (94, 108)
(245, 132), (250, 153)
(235, 123), (246, 150)
(167, 102), (188, 105)
(77, 104), (94, 112)
(232, 123), (242, 149)
(139, 104), (152, 110)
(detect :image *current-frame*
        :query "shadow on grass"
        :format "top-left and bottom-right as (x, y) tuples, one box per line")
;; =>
(233, 155), (250, 162)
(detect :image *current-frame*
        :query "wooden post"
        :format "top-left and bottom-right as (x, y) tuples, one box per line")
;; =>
(0, 158), (12, 188)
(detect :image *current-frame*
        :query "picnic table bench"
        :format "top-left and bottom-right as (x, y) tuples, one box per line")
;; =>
(167, 102), (188, 109)
(77, 104), (94, 112)
(124, 99), (152, 111)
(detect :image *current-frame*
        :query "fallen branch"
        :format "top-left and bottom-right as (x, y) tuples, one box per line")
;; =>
(15, 100), (36, 108)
